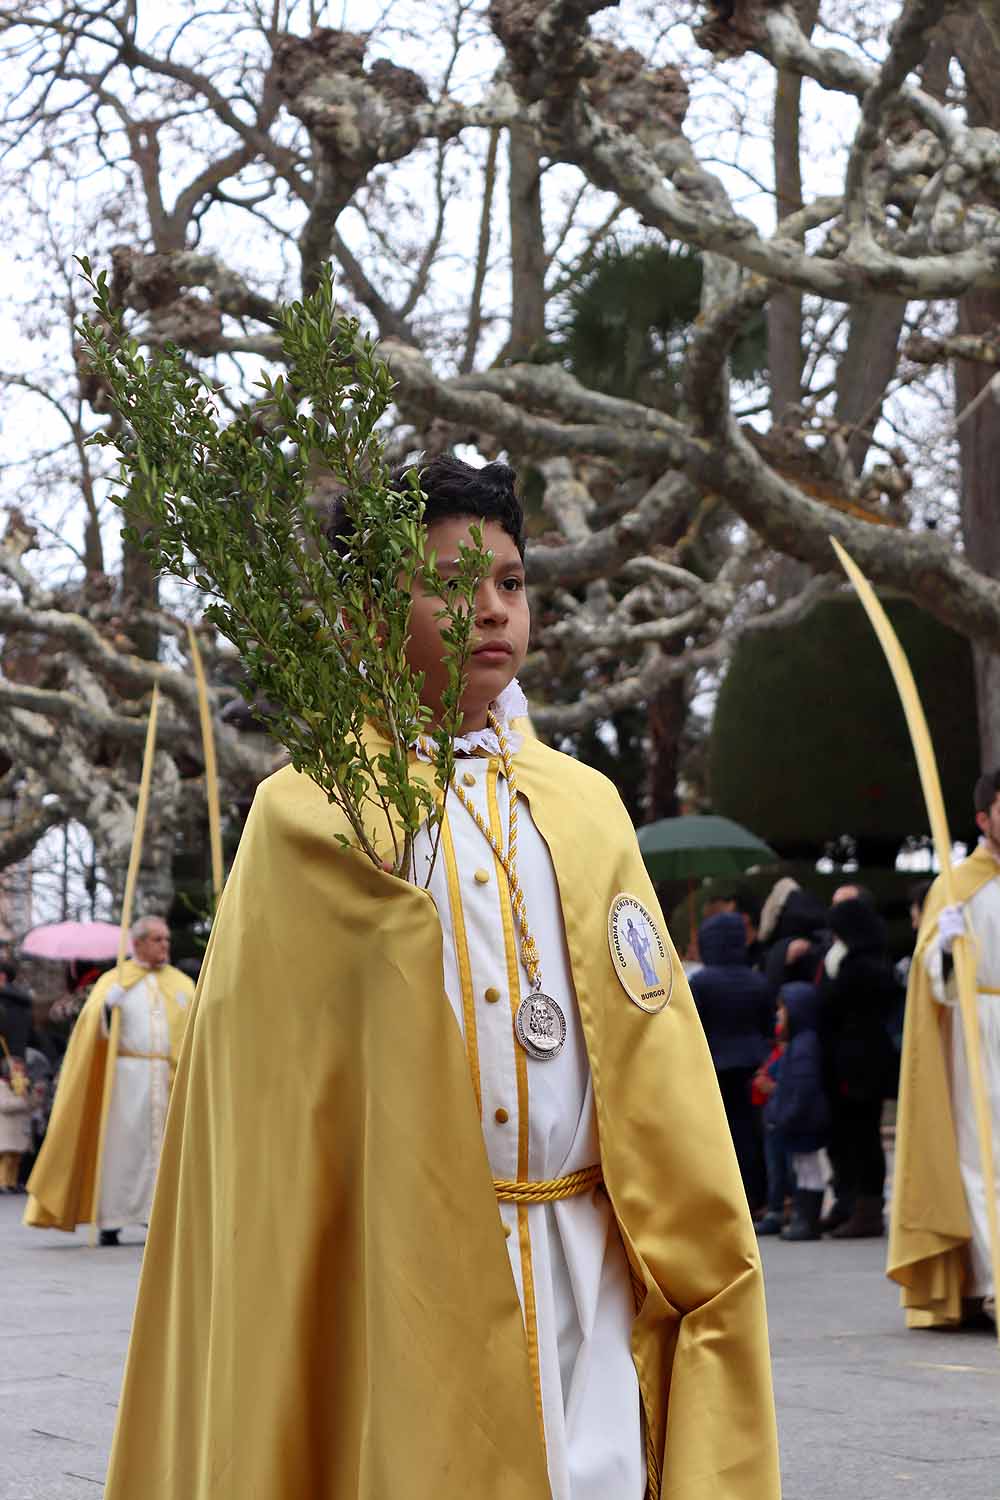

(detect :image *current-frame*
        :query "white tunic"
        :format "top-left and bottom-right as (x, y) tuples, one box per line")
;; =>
(926, 873), (1000, 1297)
(98, 970), (185, 1230)
(412, 750), (645, 1500)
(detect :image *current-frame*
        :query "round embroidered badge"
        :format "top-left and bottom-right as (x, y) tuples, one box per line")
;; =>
(607, 893), (674, 1014)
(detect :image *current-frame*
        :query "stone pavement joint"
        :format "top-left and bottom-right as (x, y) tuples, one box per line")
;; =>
(2, 1198), (142, 1500)
(3, 1196), (999, 1498)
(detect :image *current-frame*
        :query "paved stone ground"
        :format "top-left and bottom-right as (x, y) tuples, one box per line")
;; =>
(765, 1233), (1000, 1499)
(1, 1199), (141, 1500)
(2, 1192), (999, 1499)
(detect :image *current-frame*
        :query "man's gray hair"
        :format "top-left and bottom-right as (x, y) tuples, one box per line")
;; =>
(130, 915), (167, 943)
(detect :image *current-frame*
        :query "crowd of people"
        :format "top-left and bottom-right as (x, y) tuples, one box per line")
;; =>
(687, 875), (928, 1243)
(0, 954), (123, 1196)
(0, 958), (53, 1194)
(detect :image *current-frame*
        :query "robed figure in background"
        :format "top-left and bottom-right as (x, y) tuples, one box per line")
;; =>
(24, 915), (193, 1242)
(889, 770), (1000, 1325)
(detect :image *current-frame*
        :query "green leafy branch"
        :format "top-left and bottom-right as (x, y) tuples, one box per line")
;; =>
(76, 258), (490, 884)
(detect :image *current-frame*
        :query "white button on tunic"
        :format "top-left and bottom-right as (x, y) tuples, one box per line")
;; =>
(412, 755), (645, 1500)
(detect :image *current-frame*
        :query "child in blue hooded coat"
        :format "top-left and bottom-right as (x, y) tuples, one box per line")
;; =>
(772, 981), (831, 1241)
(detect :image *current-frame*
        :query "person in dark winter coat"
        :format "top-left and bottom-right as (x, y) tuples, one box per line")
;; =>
(772, 982), (831, 1241)
(762, 887), (829, 994)
(0, 962), (32, 1060)
(819, 898), (902, 1238)
(689, 912), (775, 1209)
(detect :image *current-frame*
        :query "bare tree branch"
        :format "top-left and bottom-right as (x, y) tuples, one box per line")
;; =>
(906, 328), (1000, 364)
(757, 4), (960, 143)
(0, 793), (65, 870)
(460, 125), (500, 374)
(843, 0), (950, 237)
(529, 642), (724, 734)
(384, 341), (700, 467)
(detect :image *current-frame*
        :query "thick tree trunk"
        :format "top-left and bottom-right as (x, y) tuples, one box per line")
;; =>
(834, 296), (909, 474)
(767, 69), (807, 424)
(955, 287), (1000, 768)
(767, 0), (818, 602)
(953, 16), (1000, 766)
(971, 648), (1000, 771)
(646, 663), (685, 819)
(93, 750), (179, 918)
(506, 122), (546, 362)
(121, 530), (160, 661)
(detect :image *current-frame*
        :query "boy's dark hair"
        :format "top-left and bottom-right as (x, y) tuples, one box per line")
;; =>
(326, 453), (525, 560)
(975, 768), (1000, 816)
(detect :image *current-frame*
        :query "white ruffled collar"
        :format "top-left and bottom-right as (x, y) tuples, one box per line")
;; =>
(414, 678), (527, 762)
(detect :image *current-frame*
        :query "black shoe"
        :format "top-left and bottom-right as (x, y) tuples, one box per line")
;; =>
(754, 1212), (785, 1236)
(781, 1189), (824, 1241)
(99, 1229), (121, 1247)
(819, 1199), (852, 1235)
(831, 1196), (884, 1239)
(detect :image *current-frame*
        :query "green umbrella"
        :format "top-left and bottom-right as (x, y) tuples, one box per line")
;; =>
(636, 814), (777, 883)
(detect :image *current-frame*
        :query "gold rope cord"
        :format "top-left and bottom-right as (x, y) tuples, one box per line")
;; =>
(492, 1164), (602, 1203)
(447, 713), (541, 987)
(89, 683), (160, 1243)
(187, 625), (224, 902)
(832, 538), (1000, 1344)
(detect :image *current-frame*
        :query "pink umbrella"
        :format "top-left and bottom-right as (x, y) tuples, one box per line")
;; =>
(20, 920), (124, 962)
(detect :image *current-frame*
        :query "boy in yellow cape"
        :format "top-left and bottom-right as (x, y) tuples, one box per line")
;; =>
(105, 456), (780, 1500)
(889, 769), (1000, 1327)
(24, 916), (192, 1243)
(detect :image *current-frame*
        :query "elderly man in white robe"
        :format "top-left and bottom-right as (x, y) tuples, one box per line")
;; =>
(97, 916), (193, 1243)
(24, 915), (194, 1244)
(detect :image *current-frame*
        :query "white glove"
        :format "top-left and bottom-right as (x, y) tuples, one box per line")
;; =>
(938, 904), (966, 954)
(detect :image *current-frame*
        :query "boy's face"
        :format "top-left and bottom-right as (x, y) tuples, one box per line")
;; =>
(407, 516), (529, 733)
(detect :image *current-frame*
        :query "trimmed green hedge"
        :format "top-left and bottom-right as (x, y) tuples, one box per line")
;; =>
(709, 595), (980, 856)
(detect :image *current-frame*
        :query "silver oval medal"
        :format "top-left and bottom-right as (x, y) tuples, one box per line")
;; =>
(514, 991), (566, 1061)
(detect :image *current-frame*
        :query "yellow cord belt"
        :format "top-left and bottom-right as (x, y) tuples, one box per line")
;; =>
(492, 1164), (603, 1203)
(117, 1048), (171, 1062)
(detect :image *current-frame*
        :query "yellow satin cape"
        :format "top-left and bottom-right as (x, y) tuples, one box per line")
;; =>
(105, 735), (780, 1500)
(24, 961), (193, 1232)
(887, 843), (998, 1325)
